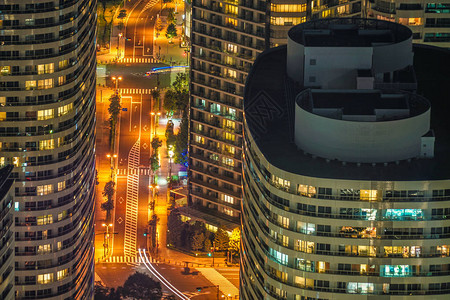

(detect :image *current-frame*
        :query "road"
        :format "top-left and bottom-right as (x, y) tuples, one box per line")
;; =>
(123, 0), (160, 59)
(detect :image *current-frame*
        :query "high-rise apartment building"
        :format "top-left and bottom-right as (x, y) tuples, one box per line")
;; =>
(241, 18), (450, 299)
(368, 0), (450, 48)
(0, 0), (97, 298)
(188, 0), (363, 228)
(0, 165), (14, 300)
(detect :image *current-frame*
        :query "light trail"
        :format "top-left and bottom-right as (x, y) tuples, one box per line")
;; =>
(138, 249), (189, 300)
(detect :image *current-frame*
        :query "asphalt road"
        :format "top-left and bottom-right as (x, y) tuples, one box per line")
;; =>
(124, 0), (159, 58)
(97, 262), (224, 300)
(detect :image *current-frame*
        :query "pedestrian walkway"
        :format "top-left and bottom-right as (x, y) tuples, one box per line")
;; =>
(101, 256), (142, 264)
(119, 88), (157, 95)
(196, 268), (240, 299)
(116, 167), (151, 176)
(118, 57), (158, 64)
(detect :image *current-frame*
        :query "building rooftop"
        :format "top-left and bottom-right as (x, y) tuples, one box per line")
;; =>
(244, 45), (450, 181)
(289, 18), (412, 47)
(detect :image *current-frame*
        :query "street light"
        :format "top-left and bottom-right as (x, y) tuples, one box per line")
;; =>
(150, 111), (161, 137)
(102, 223), (113, 257)
(111, 76), (122, 93)
(106, 154), (118, 179)
(168, 147), (174, 181)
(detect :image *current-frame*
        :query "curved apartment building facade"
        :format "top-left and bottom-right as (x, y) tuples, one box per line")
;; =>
(241, 19), (450, 299)
(0, 0), (97, 298)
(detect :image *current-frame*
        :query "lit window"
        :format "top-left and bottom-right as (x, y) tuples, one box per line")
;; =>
(360, 190), (378, 201)
(58, 210), (67, 221)
(270, 16), (306, 26)
(12, 157), (19, 167)
(58, 181), (66, 191)
(271, 4), (307, 12)
(225, 68), (237, 79)
(57, 269), (68, 280)
(0, 112), (5, 121)
(271, 175), (290, 191)
(1, 66), (11, 75)
(223, 207), (234, 216)
(297, 221), (315, 234)
(38, 109), (54, 120)
(295, 239), (314, 253)
(224, 4), (238, 15)
(225, 17), (237, 27)
(224, 132), (235, 142)
(297, 184), (316, 197)
(194, 135), (204, 144)
(39, 139), (55, 150)
(58, 103), (73, 116)
(59, 59), (69, 69)
(384, 209), (423, 220)
(225, 144), (235, 154)
(222, 157), (234, 167)
(278, 215), (289, 229)
(58, 75), (66, 86)
(296, 258), (314, 271)
(223, 194), (234, 204)
(37, 214), (53, 225)
(347, 282), (374, 294)
(37, 273), (53, 284)
(37, 184), (53, 195)
(269, 248), (288, 265)
(38, 244), (52, 254)
(381, 265), (412, 277)
(226, 43), (238, 53)
(25, 80), (37, 90)
(57, 241), (62, 251)
(38, 78), (53, 89)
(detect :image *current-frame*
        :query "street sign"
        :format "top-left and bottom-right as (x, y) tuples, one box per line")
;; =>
(122, 108), (127, 111)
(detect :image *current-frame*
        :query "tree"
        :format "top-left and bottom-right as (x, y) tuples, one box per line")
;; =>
(151, 137), (162, 154)
(150, 154), (160, 173)
(163, 89), (178, 113)
(117, 9), (127, 20)
(108, 94), (122, 125)
(148, 215), (160, 252)
(166, 23), (177, 43)
(167, 8), (176, 24)
(173, 73), (189, 93)
(191, 232), (205, 251)
(228, 227), (241, 263)
(151, 89), (161, 109)
(101, 181), (115, 222)
(204, 238), (212, 252)
(103, 181), (115, 202)
(174, 111), (188, 165)
(167, 209), (184, 247)
(118, 272), (162, 300)
(214, 227), (230, 251)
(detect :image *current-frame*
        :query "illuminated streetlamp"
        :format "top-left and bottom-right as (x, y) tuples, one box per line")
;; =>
(150, 111), (161, 137)
(106, 154), (118, 179)
(102, 223), (113, 257)
(111, 76), (122, 93)
(168, 147), (174, 181)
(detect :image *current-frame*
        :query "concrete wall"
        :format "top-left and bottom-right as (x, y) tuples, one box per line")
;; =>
(303, 47), (373, 89)
(294, 101), (431, 163)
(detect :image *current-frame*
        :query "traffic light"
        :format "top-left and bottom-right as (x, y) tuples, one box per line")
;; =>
(196, 287), (202, 292)
(143, 232), (147, 237)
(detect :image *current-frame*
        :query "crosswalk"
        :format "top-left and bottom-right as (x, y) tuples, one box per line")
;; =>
(119, 57), (157, 64)
(117, 168), (151, 176)
(119, 88), (157, 95)
(103, 256), (142, 264)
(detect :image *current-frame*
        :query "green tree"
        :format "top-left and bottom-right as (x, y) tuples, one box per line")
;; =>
(167, 8), (176, 24)
(166, 23), (177, 43)
(101, 181), (115, 222)
(173, 73), (188, 93)
(118, 272), (162, 300)
(150, 154), (160, 173)
(151, 137), (162, 153)
(228, 227), (241, 263)
(191, 232), (205, 251)
(174, 111), (188, 165)
(214, 227), (230, 251)
(108, 94), (122, 125)
(151, 89), (161, 109)
(163, 89), (178, 113)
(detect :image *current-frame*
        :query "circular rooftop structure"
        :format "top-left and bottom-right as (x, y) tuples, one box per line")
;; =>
(288, 18), (413, 47)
